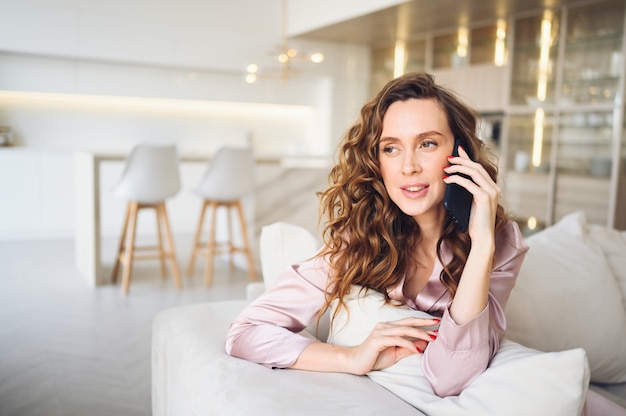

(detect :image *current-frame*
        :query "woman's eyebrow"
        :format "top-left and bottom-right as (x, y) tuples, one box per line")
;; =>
(415, 130), (443, 139)
(380, 131), (442, 142)
(379, 135), (399, 144)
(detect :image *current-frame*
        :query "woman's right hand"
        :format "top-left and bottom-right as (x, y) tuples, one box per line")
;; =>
(346, 317), (439, 375)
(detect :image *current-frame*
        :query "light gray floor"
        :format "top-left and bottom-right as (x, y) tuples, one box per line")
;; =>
(0, 236), (251, 416)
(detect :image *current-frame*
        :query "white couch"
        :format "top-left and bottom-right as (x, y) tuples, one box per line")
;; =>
(152, 213), (626, 415)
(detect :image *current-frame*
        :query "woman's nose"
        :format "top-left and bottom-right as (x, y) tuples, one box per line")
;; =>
(402, 152), (421, 174)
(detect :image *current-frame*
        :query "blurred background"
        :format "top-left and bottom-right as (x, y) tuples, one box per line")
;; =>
(1, 0), (625, 252)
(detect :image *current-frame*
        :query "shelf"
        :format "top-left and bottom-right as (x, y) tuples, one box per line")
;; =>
(565, 33), (623, 50)
(561, 75), (620, 85)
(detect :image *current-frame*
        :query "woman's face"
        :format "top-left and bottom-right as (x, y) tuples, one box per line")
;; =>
(378, 98), (455, 225)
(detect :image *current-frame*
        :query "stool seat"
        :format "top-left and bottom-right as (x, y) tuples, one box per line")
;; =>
(187, 147), (258, 285)
(111, 144), (182, 294)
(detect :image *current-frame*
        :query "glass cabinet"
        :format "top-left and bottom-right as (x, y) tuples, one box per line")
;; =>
(561, 1), (625, 106)
(502, 112), (554, 228)
(618, 113), (626, 229)
(370, 39), (427, 96)
(509, 11), (561, 107)
(503, 0), (626, 231)
(433, 32), (464, 69)
(405, 39), (427, 73)
(370, 45), (395, 97)
(554, 110), (614, 224)
(470, 23), (502, 65)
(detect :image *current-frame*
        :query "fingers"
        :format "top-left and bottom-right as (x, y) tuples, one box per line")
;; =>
(389, 316), (441, 327)
(445, 147), (494, 188)
(372, 319), (439, 345)
(354, 319), (440, 372)
(413, 339), (429, 354)
(444, 147), (500, 206)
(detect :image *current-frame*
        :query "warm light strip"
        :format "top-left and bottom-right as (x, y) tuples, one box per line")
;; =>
(393, 40), (406, 78)
(457, 27), (468, 58)
(537, 11), (553, 101)
(532, 108), (545, 167)
(494, 19), (507, 67)
(0, 90), (313, 117)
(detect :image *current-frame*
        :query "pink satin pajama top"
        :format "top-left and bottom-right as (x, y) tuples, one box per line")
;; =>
(225, 220), (528, 397)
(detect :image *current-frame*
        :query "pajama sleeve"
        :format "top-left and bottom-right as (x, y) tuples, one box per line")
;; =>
(225, 254), (330, 368)
(422, 221), (529, 397)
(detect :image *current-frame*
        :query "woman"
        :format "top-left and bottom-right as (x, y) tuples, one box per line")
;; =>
(225, 72), (528, 397)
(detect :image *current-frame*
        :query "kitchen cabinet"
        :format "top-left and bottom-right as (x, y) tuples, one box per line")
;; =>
(370, 39), (427, 96)
(502, 0), (626, 230)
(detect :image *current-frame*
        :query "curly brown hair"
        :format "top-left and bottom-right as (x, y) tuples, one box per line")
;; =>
(318, 72), (508, 318)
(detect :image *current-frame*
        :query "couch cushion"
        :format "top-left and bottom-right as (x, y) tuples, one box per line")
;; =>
(587, 223), (626, 308)
(505, 211), (626, 383)
(259, 222), (320, 289)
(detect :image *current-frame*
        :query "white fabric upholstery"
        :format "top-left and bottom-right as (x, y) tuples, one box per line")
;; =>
(151, 301), (424, 416)
(114, 143), (180, 203)
(505, 211), (626, 384)
(194, 147), (254, 202)
(259, 221), (320, 289)
(587, 223), (626, 308)
(245, 222), (320, 301)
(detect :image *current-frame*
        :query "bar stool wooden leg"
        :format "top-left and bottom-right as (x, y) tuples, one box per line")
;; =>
(234, 200), (258, 282)
(204, 201), (218, 286)
(121, 201), (140, 295)
(187, 200), (208, 276)
(155, 205), (167, 278)
(227, 202), (235, 273)
(112, 203), (132, 284)
(159, 203), (182, 288)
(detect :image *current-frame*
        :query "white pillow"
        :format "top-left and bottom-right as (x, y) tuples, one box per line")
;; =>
(505, 211), (626, 383)
(259, 222), (320, 289)
(587, 223), (626, 308)
(328, 286), (589, 416)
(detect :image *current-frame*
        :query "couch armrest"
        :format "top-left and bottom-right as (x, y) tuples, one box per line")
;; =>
(151, 301), (423, 416)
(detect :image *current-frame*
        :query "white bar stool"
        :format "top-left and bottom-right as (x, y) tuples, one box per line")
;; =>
(187, 147), (258, 285)
(111, 144), (183, 294)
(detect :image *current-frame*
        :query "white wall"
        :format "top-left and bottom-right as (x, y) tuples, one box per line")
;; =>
(0, 0), (284, 71)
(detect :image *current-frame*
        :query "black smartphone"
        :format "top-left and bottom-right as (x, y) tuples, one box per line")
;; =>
(443, 138), (474, 233)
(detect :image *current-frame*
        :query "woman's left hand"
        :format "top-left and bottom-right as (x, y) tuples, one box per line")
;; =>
(443, 146), (500, 242)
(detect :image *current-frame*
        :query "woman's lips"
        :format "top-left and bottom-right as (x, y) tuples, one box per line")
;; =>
(401, 184), (428, 197)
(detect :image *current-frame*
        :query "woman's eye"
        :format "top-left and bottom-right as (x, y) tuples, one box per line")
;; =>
(382, 145), (397, 154)
(421, 140), (437, 149)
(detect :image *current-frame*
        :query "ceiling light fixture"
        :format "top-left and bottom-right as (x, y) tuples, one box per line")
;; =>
(246, 0), (324, 83)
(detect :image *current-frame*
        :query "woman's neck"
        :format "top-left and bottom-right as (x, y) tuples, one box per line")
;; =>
(414, 210), (446, 247)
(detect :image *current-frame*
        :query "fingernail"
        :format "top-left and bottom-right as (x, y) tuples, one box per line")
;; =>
(416, 347), (423, 353)
(429, 334), (437, 340)
(447, 155), (455, 160)
(433, 319), (441, 323)
(442, 176), (449, 180)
